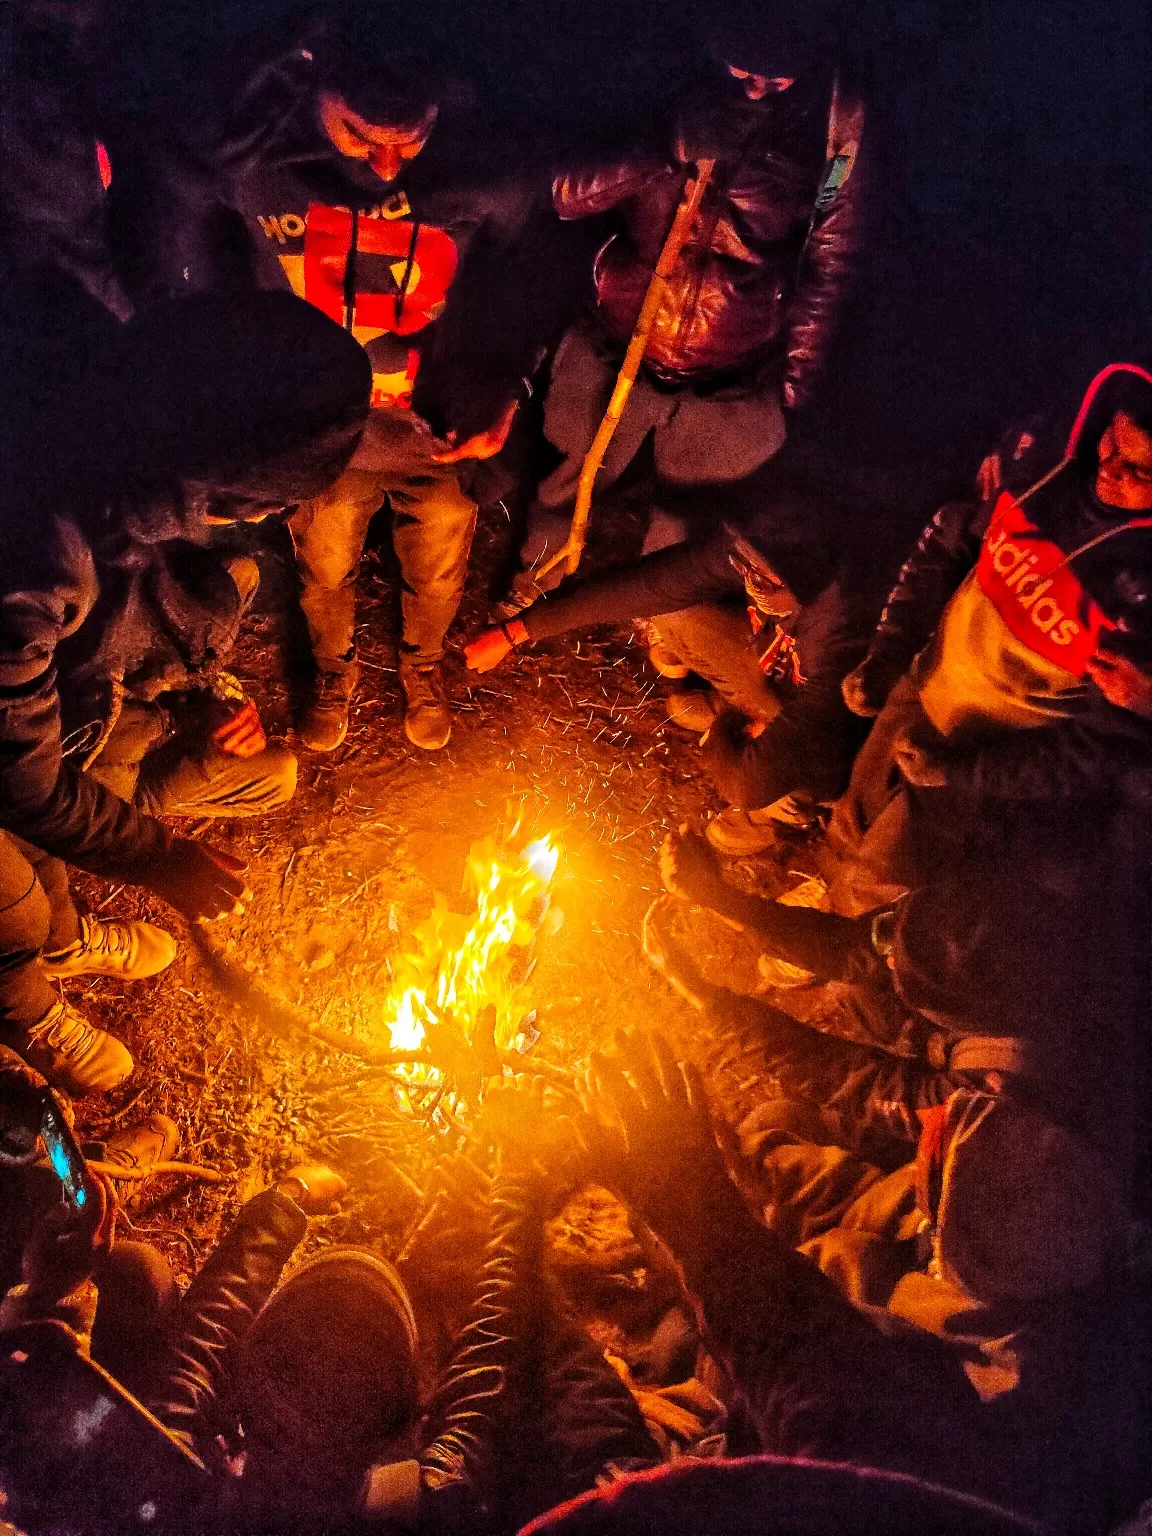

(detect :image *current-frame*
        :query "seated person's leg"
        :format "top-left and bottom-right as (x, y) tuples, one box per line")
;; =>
(134, 733), (297, 818)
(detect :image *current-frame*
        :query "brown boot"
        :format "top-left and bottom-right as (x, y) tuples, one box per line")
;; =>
(400, 660), (451, 751)
(299, 667), (358, 752)
(102, 1113), (180, 1180)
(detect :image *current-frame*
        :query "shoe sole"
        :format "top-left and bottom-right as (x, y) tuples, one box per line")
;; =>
(404, 719), (451, 750)
(704, 823), (784, 856)
(297, 720), (348, 752)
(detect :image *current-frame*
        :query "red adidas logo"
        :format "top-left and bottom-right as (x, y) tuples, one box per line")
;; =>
(975, 494), (1112, 677)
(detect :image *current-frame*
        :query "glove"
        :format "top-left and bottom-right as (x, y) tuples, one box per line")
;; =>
(211, 699), (267, 758)
(465, 621), (528, 673)
(144, 840), (251, 921)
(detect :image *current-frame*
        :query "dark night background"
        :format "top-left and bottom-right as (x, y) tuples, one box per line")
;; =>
(101, 0), (1151, 517)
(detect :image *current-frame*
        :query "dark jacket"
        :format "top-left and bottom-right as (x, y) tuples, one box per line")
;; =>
(120, 23), (593, 442)
(554, 69), (866, 403)
(0, 293), (368, 881)
(851, 364), (1152, 808)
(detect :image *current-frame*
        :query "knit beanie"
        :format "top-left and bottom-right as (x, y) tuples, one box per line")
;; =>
(706, 0), (843, 78)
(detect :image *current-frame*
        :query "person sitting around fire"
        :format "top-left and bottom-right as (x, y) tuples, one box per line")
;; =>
(0, 288), (371, 1098)
(496, 0), (867, 634)
(649, 829), (1132, 1168)
(1, 1107), (659, 1532)
(466, 475), (883, 850)
(119, 4), (591, 754)
(571, 1029), (1142, 1533)
(818, 362), (1152, 915)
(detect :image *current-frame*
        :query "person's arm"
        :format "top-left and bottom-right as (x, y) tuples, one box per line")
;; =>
(783, 84), (868, 409)
(521, 535), (744, 642)
(552, 157), (671, 220)
(843, 500), (990, 716)
(412, 191), (602, 447)
(941, 709), (1152, 810)
(703, 578), (873, 807)
(583, 1033), (976, 1467)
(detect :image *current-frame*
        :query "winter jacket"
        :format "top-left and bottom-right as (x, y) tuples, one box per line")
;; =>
(620, 1093), (1138, 1531)
(850, 364), (1152, 804)
(121, 22), (594, 442)
(0, 293), (368, 881)
(553, 69), (866, 403)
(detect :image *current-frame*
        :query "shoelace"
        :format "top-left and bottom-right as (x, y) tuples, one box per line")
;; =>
(82, 917), (133, 962)
(31, 1001), (95, 1052)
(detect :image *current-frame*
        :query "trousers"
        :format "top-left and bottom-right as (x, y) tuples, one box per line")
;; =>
(288, 406), (478, 673)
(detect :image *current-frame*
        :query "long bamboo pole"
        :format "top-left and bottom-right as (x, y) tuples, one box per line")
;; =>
(534, 157), (716, 583)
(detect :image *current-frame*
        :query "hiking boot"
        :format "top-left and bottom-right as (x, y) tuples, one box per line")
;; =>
(666, 689), (720, 735)
(705, 797), (820, 856)
(15, 999), (133, 1097)
(43, 914), (177, 981)
(299, 669), (357, 753)
(102, 1113), (180, 1180)
(400, 660), (451, 750)
(647, 642), (690, 680)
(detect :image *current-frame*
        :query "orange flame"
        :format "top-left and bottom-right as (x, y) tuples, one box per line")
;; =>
(383, 831), (560, 1083)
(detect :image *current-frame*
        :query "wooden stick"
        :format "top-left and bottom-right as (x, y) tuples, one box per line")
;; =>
(535, 157), (716, 584)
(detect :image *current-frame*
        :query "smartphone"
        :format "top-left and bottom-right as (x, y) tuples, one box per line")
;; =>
(39, 1091), (92, 1211)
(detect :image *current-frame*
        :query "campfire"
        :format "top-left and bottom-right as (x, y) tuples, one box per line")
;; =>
(381, 821), (561, 1116)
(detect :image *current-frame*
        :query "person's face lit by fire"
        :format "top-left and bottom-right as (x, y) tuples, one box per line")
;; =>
(726, 64), (795, 100)
(1096, 411), (1152, 512)
(317, 91), (436, 183)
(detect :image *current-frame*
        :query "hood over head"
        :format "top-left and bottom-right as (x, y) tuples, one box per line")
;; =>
(76, 293), (370, 509)
(706, 0), (843, 79)
(923, 1093), (1127, 1305)
(1064, 361), (1152, 473)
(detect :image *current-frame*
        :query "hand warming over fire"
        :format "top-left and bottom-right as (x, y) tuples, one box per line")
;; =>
(464, 620), (529, 672)
(583, 1030), (730, 1237)
(658, 828), (727, 909)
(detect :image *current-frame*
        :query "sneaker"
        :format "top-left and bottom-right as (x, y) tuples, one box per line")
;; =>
(44, 914), (177, 981)
(299, 669), (357, 753)
(15, 999), (133, 1097)
(705, 800), (818, 856)
(647, 642), (690, 680)
(400, 660), (451, 750)
(102, 1113), (180, 1179)
(666, 689), (720, 735)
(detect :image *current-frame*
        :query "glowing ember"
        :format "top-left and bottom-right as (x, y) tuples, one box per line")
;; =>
(381, 827), (560, 1106)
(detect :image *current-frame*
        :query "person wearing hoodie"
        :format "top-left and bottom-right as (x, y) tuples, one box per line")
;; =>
(121, 9), (587, 752)
(0, 290), (370, 1097)
(498, 0), (867, 619)
(575, 1030), (1141, 1533)
(822, 363), (1152, 914)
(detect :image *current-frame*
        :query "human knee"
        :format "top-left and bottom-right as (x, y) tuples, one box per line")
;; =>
(243, 744), (298, 813)
(0, 851), (52, 964)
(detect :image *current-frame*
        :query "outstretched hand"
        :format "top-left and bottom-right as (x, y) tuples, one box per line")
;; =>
(147, 840), (252, 921)
(582, 1030), (730, 1237)
(22, 1170), (116, 1306)
(276, 1162), (346, 1215)
(840, 662), (881, 718)
(431, 400), (518, 464)
(465, 620), (528, 673)
(658, 828), (725, 908)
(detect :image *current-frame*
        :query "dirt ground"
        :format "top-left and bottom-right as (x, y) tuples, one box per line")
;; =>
(68, 493), (783, 1289)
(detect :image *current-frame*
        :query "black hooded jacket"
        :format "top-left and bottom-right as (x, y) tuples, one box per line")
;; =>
(0, 292), (369, 880)
(117, 20), (595, 442)
(849, 364), (1152, 807)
